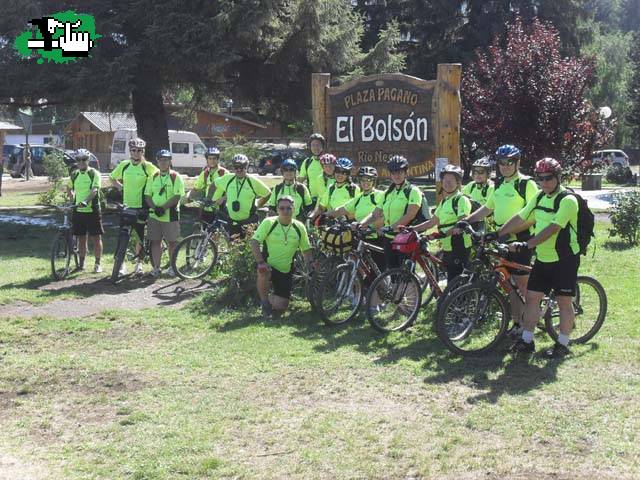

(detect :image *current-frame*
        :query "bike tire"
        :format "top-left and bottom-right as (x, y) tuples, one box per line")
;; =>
(435, 283), (510, 356)
(365, 268), (422, 333)
(172, 233), (219, 280)
(318, 263), (363, 326)
(50, 231), (72, 280)
(435, 272), (472, 316)
(544, 276), (607, 345)
(111, 230), (130, 284)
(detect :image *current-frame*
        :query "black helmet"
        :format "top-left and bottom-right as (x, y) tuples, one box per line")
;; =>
(387, 155), (409, 172)
(308, 133), (326, 147)
(358, 166), (378, 178)
(440, 164), (463, 180)
(472, 157), (492, 169)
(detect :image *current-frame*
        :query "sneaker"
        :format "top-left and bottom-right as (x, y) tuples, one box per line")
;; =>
(164, 266), (176, 277)
(74, 265), (85, 272)
(149, 268), (161, 278)
(544, 342), (570, 359)
(133, 262), (144, 276)
(509, 338), (535, 355)
(119, 264), (128, 276)
(93, 264), (103, 273)
(506, 323), (523, 340)
(261, 301), (273, 319)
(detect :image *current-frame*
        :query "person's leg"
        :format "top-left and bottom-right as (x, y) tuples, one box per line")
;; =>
(90, 235), (103, 262)
(270, 295), (290, 313)
(147, 219), (163, 271)
(269, 269), (292, 315)
(509, 274), (529, 326)
(151, 240), (163, 269)
(77, 235), (88, 268)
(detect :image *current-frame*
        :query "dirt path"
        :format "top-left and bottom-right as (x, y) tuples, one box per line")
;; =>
(2, 275), (214, 319)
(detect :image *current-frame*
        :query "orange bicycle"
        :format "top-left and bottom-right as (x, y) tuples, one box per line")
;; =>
(435, 223), (607, 356)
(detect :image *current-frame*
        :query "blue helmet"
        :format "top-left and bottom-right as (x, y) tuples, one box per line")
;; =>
(206, 147), (220, 156)
(495, 144), (521, 160)
(156, 149), (172, 160)
(335, 157), (353, 171)
(281, 158), (297, 170)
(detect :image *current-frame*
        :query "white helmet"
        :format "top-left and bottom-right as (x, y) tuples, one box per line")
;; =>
(128, 137), (146, 149)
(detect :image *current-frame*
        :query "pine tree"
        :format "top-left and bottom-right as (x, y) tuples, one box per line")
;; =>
(627, 32), (640, 145)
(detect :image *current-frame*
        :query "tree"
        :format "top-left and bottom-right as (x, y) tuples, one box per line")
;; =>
(462, 17), (613, 172)
(620, 0), (640, 32)
(627, 32), (640, 145)
(0, 1), (404, 158)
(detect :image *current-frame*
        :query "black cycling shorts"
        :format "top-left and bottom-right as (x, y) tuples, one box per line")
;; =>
(72, 211), (104, 236)
(271, 267), (293, 300)
(527, 254), (580, 297)
(505, 247), (533, 275)
(199, 210), (216, 224)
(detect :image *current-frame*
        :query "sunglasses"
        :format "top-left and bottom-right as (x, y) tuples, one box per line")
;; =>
(234, 165), (247, 170)
(130, 148), (144, 153)
(498, 159), (517, 166)
(281, 168), (296, 173)
(359, 177), (373, 182)
(334, 169), (349, 175)
(536, 175), (556, 182)
(278, 205), (293, 211)
(472, 169), (487, 175)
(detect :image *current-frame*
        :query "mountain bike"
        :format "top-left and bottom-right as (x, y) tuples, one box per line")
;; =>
(50, 204), (79, 280)
(436, 222), (607, 356)
(364, 228), (447, 333)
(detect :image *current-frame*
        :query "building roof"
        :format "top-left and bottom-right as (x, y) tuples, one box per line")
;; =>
(0, 121), (22, 131)
(80, 112), (137, 132)
(200, 110), (267, 129)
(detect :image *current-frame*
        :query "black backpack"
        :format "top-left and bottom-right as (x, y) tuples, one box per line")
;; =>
(533, 188), (595, 256)
(383, 183), (431, 224)
(354, 192), (378, 211)
(275, 182), (308, 204)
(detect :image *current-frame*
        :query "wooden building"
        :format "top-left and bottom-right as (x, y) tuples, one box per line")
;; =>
(194, 110), (283, 144)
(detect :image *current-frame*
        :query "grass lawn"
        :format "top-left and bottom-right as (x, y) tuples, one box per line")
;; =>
(0, 215), (639, 478)
(0, 190), (42, 208)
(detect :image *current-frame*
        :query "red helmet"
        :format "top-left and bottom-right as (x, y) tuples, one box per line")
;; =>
(534, 158), (562, 175)
(319, 153), (336, 165)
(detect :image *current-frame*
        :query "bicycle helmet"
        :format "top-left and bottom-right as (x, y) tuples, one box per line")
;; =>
(74, 148), (91, 161)
(156, 149), (172, 160)
(495, 144), (521, 160)
(534, 157), (562, 175)
(472, 156), (492, 169)
(335, 157), (353, 172)
(308, 133), (326, 148)
(281, 158), (298, 170)
(358, 166), (378, 178)
(129, 137), (146, 149)
(319, 153), (336, 165)
(440, 164), (463, 180)
(232, 153), (249, 166)
(205, 147), (220, 157)
(387, 155), (409, 171)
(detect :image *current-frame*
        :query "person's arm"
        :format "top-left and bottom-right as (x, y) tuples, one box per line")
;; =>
(413, 215), (439, 233)
(391, 204), (420, 231)
(145, 195), (155, 209)
(253, 177), (271, 207)
(327, 206), (347, 218)
(466, 204), (492, 224)
(109, 163), (124, 191)
(360, 207), (383, 228)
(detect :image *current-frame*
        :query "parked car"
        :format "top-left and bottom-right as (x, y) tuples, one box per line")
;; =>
(2, 144), (18, 166)
(8, 144), (97, 177)
(257, 142), (306, 175)
(592, 149), (630, 170)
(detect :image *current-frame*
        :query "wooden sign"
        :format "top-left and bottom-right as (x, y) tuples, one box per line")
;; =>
(312, 65), (461, 178)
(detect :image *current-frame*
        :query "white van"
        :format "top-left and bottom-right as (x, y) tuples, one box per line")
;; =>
(110, 129), (207, 174)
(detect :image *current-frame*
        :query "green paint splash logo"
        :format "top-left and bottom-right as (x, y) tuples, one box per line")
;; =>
(15, 11), (100, 64)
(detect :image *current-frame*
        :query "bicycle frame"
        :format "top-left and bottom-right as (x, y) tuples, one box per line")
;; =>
(407, 243), (446, 297)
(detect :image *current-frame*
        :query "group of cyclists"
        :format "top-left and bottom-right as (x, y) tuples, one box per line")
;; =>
(66, 133), (584, 358)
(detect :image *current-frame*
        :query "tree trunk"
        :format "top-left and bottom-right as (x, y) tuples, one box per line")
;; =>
(131, 79), (169, 165)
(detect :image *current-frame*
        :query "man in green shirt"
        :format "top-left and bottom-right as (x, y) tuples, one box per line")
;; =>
(250, 196), (313, 318)
(266, 158), (313, 219)
(144, 150), (185, 277)
(414, 165), (472, 281)
(110, 137), (158, 275)
(499, 158), (580, 358)
(67, 149), (103, 273)
(359, 155), (422, 270)
(299, 133), (327, 202)
(310, 157), (360, 220)
(466, 144), (539, 335)
(189, 147), (228, 223)
(212, 154), (271, 237)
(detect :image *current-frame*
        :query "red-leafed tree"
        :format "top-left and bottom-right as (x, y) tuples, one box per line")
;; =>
(462, 17), (613, 173)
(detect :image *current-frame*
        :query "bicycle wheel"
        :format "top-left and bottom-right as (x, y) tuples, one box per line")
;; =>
(435, 272), (472, 316)
(544, 276), (607, 345)
(50, 231), (72, 280)
(111, 230), (130, 284)
(318, 263), (363, 326)
(172, 233), (218, 280)
(308, 253), (340, 310)
(365, 268), (422, 333)
(291, 251), (311, 302)
(435, 283), (510, 356)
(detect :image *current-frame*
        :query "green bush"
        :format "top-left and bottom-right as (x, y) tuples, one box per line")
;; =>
(609, 190), (640, 245)
(38, 151), (69, 206)
(218, 136), (269, 168)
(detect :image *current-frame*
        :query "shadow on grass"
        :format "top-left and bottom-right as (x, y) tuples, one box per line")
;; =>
(602, 239), (637, 251)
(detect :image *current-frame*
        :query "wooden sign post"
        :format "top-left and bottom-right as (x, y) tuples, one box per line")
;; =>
(312, 65), (461, 200)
